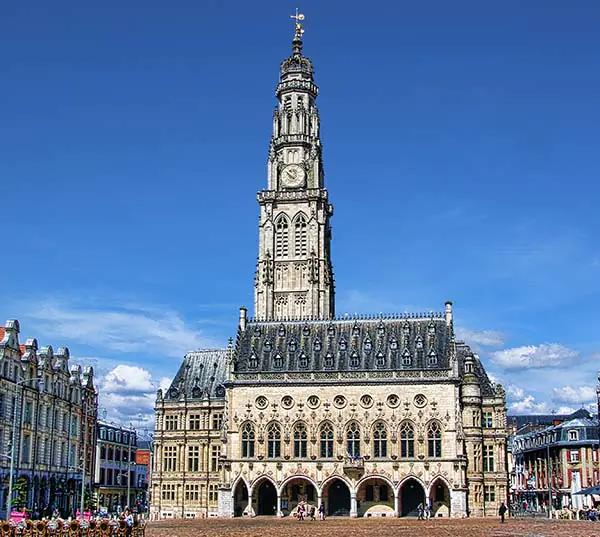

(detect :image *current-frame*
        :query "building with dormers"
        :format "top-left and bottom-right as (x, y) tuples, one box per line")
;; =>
(510, 409), (600, 510)
(0, 319), (98, 518)
(95, 420), (145, 513)
(152, 17), (508, 519)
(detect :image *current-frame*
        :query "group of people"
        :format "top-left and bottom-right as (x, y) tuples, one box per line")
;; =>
(294, 502), (326, 521)
(416, 501), (434, 520)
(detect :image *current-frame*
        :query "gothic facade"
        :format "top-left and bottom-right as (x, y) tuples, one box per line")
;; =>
(152, 19), (508, 519)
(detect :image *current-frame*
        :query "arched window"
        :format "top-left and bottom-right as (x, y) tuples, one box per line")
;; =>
(267, 422), (281, 458)
(428, 421), (442, 458)
(294, 214), (307, 256)
(400, 422), (414, 458)
(320, 422), (334, 458)
(373, 422), (387, 458)
(275, 215), (289, 258)
(293, 422), (308, 458)
(241, 422), (255, 458)
(346, 422), (361, 458)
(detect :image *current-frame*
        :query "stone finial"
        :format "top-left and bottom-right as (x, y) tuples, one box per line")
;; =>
(239, 306), (248, 332)
(445, 301), (453, 326)
(4, 319), (20, 334)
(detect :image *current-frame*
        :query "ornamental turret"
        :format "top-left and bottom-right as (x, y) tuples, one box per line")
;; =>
(254, 12), (335, 321)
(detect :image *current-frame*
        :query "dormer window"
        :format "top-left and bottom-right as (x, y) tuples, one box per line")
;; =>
(249, 352), (258, 369)
(349, 351), (359, 368)
(324, 352), (334, 369)
(568, 429), (579, 441)
(288, 339), (297, 352)
(299, 352), (308, 368)
(273, 354), (283, 368)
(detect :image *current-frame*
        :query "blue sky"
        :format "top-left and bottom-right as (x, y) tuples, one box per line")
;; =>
(1, 1), (599, 427)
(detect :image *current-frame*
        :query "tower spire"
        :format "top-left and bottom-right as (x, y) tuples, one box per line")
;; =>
(254, 13), (335, 321)
(290, 8), (305, 56)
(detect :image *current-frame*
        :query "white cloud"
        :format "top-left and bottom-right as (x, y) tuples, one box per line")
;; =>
(490, 343), (578, 370)
(509, 395), (550, 414)
(551, 385), (597, 405)
(99, 364), (169, 429)
(102, 365), (154, 395)
(455, 327), (505, 348)
(506, 384), (525, 400)
(21, 298), (218, 359)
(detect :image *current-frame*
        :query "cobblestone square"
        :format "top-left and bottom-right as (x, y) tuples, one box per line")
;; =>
(145, 517), (600, 537)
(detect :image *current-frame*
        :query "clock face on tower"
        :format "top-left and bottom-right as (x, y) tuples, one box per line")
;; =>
(281, 164), (306, 189)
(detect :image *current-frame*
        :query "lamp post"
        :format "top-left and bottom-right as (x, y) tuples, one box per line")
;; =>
(79, 400), (95, 520)
(7, 376), (42, 519)
(547, 443), (553, 519)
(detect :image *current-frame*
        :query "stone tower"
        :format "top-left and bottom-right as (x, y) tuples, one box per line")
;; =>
(254, 19), (335, 321)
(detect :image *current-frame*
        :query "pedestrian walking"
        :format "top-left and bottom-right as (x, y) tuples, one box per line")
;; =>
(499, 502), (507, 523)
(318, 502), (325, 521)
(417, 502), (424, 520)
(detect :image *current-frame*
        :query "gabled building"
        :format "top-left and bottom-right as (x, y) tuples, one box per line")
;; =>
(152, 15), (508, 520)
(0, 319), (98, 518)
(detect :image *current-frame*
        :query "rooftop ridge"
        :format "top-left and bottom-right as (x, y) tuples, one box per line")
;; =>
(246, 312), (445, 324)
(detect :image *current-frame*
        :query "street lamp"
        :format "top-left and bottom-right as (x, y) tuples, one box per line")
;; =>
(6, 376), (43, 519)
(79, 400), (96, 521)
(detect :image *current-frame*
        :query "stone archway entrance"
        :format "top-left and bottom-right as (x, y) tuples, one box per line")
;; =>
(356, 478), (394, 517)
(429, 478), (451, 517)
(400, 478), (425, 517)
(280, 478), (317, 517)
(324, 479), (351, 516)
(233, 480), (249, 517)
(256, 480), (277, 515)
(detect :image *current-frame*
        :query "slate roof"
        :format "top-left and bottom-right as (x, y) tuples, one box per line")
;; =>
(164, 349), (228, 401)
(233, 315), (452, 373)
(508, 408), (593, 429)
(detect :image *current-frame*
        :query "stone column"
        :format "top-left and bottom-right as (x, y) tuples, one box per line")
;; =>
(350, 493), (358, 518)
(394, 490), (400, 517)
(277, 493), (282, 517)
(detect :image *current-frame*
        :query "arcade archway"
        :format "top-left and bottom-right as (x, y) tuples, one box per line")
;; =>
(324, 478), (351, 516)
(279, 477), (318, 517)
(232, 480), (249, 517)
(255, 479), (277, 516)
(400, 478), (425, 517)
(429, 478), (451, 517)
(356, 477), (394, 517)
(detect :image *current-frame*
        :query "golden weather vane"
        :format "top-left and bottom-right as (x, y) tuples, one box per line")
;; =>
(290, 7), (305, 38)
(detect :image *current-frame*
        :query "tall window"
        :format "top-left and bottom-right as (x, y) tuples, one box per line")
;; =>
(211, 445), (221, 472)
(267, 422), (281, 458)
(275, 215), (289, 258)
(320, 423), (334, 458)
(294, 423), (308, 458)
(484, 485), (495, 502)
(187, 445), (200, 472)
(483, 444), (495, 472)
(373, 422), (387, 458)
(189, 414), (201, 430)
(241, 422), (255, 458)
(346, 422), (361, 458)
(482, 412), (493, 428)
(165, 415), (178, 430)
(212, 413), (223, 430)
(294, 214), (307, 256)
(163, 446), (177, 472)
(400, 422), (415, 458)
(427, 422), (442, 458)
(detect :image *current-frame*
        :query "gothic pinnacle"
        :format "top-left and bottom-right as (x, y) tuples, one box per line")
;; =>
(290, 8), (305, 56)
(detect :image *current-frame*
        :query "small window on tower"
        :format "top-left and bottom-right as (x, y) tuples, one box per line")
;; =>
(297, 96), (304, 107)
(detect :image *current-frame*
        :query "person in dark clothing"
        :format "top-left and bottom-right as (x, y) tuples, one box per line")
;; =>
(499, 502), (507, 523)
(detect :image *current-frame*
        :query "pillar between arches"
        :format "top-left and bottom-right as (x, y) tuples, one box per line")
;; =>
(277, 493), (282, 517)
(394, 490), (399, 517)
(350, 493), (358, 518)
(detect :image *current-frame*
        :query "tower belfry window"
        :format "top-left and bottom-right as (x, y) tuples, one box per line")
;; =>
(294, 214), (308, 256)
(275, 216), (289, 258)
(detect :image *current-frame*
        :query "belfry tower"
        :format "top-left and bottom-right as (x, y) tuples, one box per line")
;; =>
(254, 14), (335, 321)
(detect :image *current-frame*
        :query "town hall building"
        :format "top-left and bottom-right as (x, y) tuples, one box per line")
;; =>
(152, 16), (508, 519)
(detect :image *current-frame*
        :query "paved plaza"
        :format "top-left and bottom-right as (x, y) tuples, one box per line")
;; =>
(145, 517), (600, 537)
